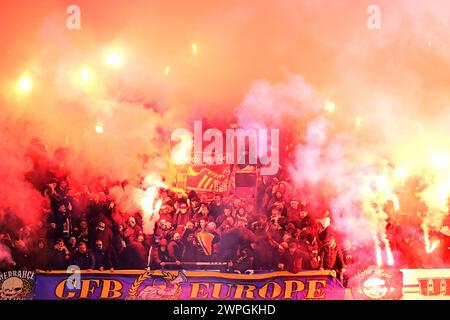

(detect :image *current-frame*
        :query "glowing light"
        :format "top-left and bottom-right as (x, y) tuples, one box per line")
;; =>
(395, 167), (408, 180)
(165, 65), (170, 75)
(139, 185), (162, 234)
(393, 195), (400, 212)
(423, 225), (441, 253)
(324, 101), (335, 113)
(155, 199), (162, 214)
(171, 134), (193, 165)
(140, 186), (157, 214)
(16, 73), (33, 94)
(431, 152), (449, 170)
(355, 117), (362, 127)
(192, 43), (198, 55)
(106, 51), (122, 66)
(375, 174), (389, 191)
(429, 241), (440, 253)
(95, 123), (104, 134)
(383, 237), (395, 266)
(81, 66), (90, 81)
(374, 237), (382, 266)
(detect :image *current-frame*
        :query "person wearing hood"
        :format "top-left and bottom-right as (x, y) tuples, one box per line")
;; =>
(123, 216), (143, 244)
(190, 197), (202, 215)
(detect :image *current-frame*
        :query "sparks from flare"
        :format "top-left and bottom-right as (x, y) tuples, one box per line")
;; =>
(171, 134), (193, 165)
(423, 224), (441, 254)
(374, 237), (383, 266)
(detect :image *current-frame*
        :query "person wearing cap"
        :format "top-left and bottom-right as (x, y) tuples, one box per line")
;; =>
(173, 201), (191, 227)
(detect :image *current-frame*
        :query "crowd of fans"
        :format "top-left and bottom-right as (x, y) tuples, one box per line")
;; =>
(2, 160), (450, 288)
(0, 170), (357, 282)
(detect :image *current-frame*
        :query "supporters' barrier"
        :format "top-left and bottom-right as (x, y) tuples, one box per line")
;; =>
(32, 270), (345, 300)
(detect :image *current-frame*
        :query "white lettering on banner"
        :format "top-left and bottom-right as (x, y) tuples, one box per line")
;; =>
(171, 121), (280, 175)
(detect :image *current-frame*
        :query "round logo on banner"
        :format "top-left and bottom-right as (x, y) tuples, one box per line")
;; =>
(126, 270), (187, 300)
(0, 271), (35, 300)
(350, 266), (402, 300)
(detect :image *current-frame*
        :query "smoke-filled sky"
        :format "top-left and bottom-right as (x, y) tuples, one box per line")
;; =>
(1, 0), (450, 256)
(2, 0), (450, 110)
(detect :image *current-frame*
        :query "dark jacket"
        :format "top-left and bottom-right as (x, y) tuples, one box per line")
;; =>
(123, 241), (148, 269)
(31, 247), (51, 270)
(173, 211), (191, 227)
(208, 203), (224, 221)
(50, 248), (70, 270)
(149, 246), (171, 269)
(92, 249), (113, 270)
(168, 240), (183, 261)
(281, 250), (303, 273)
(90, 227), (114, 250)
(320, 244), (345, 270)
(70, 250), (95, 270)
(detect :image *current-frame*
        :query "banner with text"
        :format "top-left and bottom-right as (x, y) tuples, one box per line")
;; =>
(33, 270), (345, 300)
(186, 165), (232, 193)
(401, 269), (450, 300)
